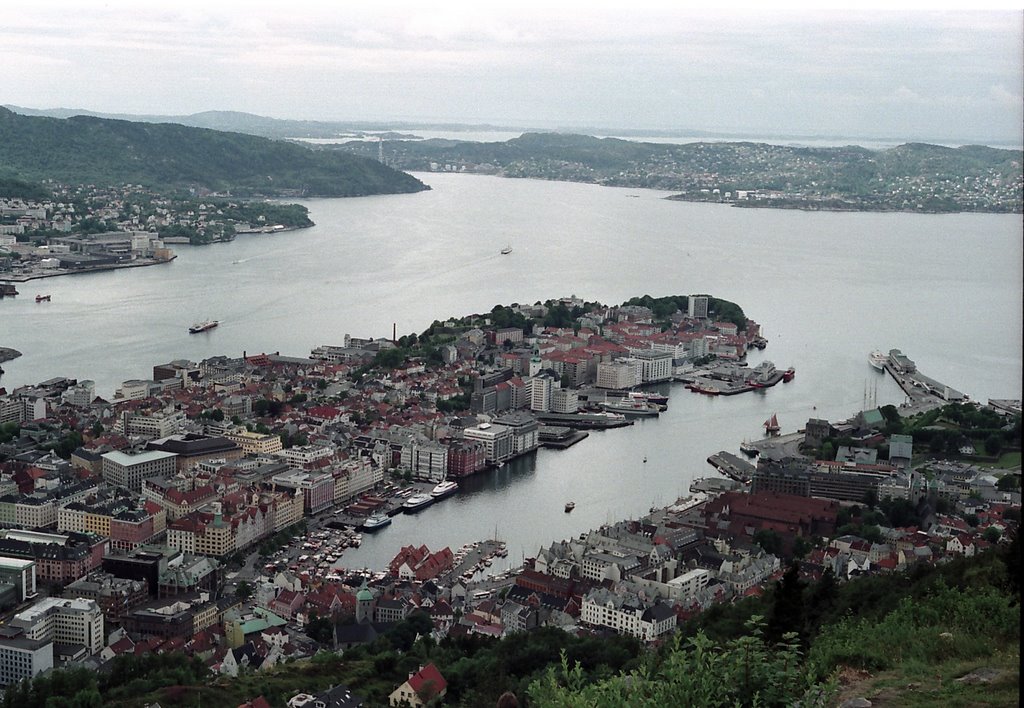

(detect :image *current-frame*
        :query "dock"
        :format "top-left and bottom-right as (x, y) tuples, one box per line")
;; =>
(538, 425), (590, 449)
(438, 539), (506, 586)
(881, 350), (967, 414)
(707, 451), (756, 484)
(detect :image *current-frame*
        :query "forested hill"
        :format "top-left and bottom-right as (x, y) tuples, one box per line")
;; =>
(337, 132), (1023, 213)
(0, 107), (427, 198)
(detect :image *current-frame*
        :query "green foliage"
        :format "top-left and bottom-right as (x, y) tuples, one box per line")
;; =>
(621, 293), (747, 330)
(808, 582), (1020, 680)
(753, 529), (783, 556)
(48, 429), (83, 459)
(528, 618), (832, 707)
(997, 474), (1020, 491)
(1, 654), (210, 708)
(0, 421), (20, 444)
(305, 612), (335, 645)
(0, 107), (427, 197)
(985, 433), (1004, 456)
(252, 398), (284, 418)
(436, 393), (470, 413)
(0, 176), (50, 199)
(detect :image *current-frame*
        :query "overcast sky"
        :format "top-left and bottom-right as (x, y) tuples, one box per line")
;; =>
(3, 1), (1022, 144)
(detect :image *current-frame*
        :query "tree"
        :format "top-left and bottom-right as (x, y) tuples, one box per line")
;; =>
(305, 612), (334, 645)
(984, 526), (1002, 543)
(997, 475), (1020, 491)
(819, 441), (836, 461)
(862, 488), (878, 510)
(792, 536), (813, 559)
(985, 433), (1004, 456)
(235, 581), (253, 601)
(767, 563), (806, 645)
(753, 529), (782, 557)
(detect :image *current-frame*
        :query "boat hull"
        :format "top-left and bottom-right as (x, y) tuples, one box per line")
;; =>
(402, 495), (434, 513)
(430, 482), (459, 500)
(361, 516), (392, 531)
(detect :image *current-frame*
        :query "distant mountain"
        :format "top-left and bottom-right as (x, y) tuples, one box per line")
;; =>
(2, 105), (521, 140)
(0, 107), (427, 197)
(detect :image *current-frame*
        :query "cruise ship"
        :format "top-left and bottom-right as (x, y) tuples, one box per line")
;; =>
(430, 480), (459, 499)
(869, 350), (887, 371)
(361, 513), (392, 531)
(598, 399), (660, 417)
(402, 493), (434, 513)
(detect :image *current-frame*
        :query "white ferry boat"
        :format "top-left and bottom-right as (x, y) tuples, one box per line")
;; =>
(402, 493), (434, 513)
(869, 350), (887, 371)
(430, 480), (459, 499)
(362, 513), (392, 531)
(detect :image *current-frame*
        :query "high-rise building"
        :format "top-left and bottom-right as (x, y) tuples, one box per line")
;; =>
(688, 295), (709, 319)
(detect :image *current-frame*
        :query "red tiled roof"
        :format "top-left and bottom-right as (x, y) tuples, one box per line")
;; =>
(406, 663), (447, 698)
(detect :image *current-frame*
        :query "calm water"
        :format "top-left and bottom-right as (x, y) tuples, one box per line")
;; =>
(2, 173), (1021, 570)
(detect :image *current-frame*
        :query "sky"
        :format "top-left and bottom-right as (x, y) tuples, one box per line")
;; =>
(2, 1), (1022, 144)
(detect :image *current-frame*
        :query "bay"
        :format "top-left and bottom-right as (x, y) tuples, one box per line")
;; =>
(1, 172), (1021, 570)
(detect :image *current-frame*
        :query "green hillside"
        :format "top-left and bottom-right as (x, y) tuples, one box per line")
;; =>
(0, 108), (427, 197)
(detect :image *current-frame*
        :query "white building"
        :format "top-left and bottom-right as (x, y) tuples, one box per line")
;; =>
(627, 350), (673, 383)
(462, 423), (513, 464)
(101, 450), (178, 492)
(580, 588), (676, 641)
(551, 388), (579, 414)
(0, 635), (52, 687)
(279, 444), (334, 467)
(10, 597), (104, 655)
(596, 361), (638, 390)
(61, 380), (96, 407)
(0, 557), (37, 602)
(115, 379), (153, 401)
(527, 373), (555, 412)
(494, 412), (540, 456)
(400, 441), (449, 483)
(119, 408), (186, 439)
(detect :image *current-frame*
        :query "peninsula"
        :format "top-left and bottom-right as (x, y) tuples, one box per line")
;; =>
(335, 132), (1024, 213)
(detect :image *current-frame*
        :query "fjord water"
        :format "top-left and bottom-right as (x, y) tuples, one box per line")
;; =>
(2, 173), (1021, 569)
